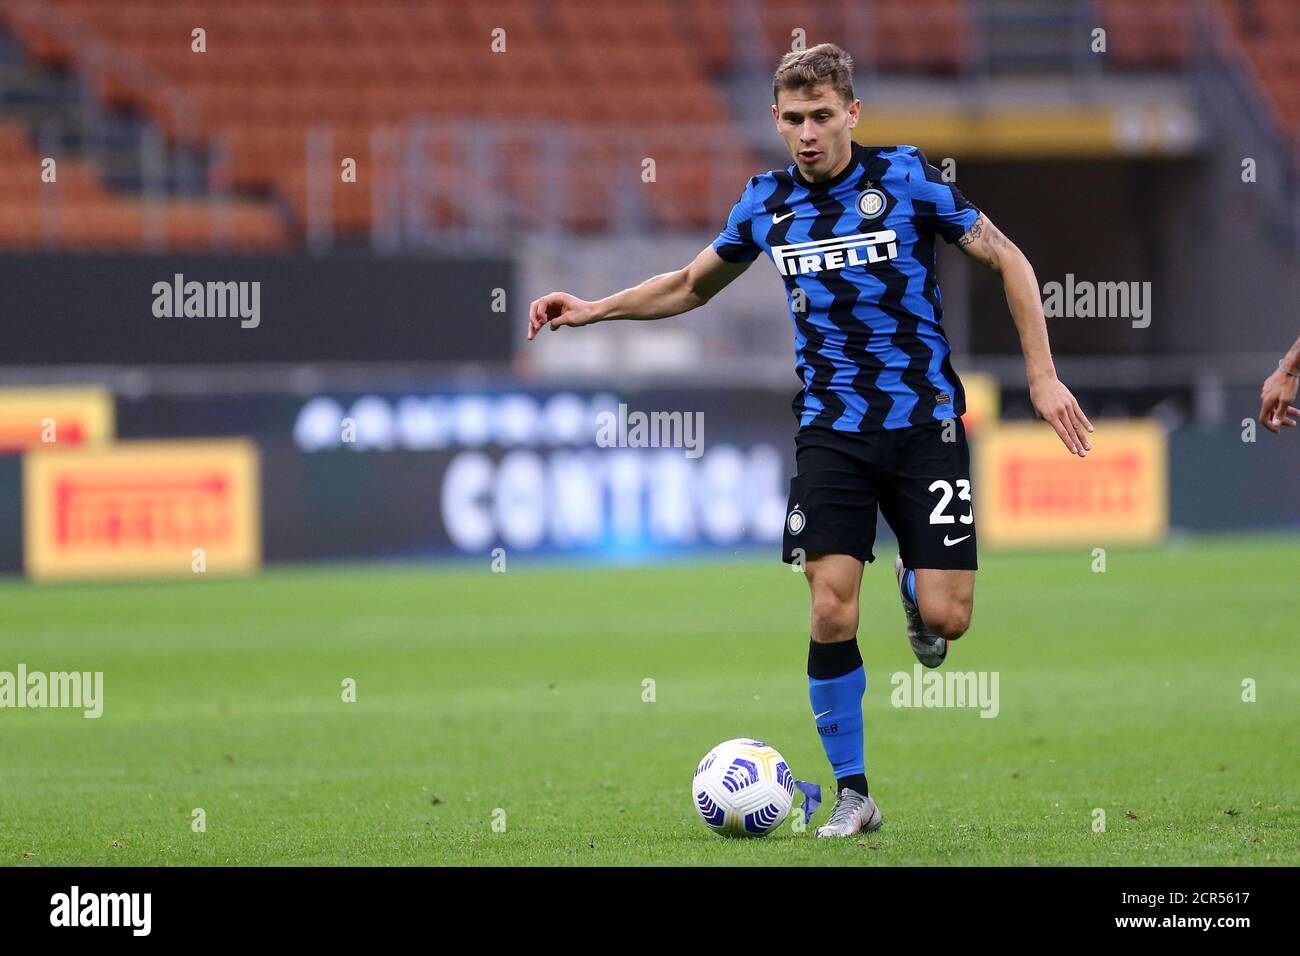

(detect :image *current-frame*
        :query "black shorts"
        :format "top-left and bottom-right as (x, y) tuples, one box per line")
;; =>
(781, 418), (978, 570)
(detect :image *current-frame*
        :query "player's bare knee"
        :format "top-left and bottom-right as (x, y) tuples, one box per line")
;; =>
(926, 601), (972, 640)
(810, 590), (858, 643)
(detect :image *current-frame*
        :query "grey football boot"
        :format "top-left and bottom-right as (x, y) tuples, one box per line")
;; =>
(815, 787), (883, 837)
(895, 554), (948, 668)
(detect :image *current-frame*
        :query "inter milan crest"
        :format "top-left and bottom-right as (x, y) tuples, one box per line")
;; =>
(857, 186), (886, 220)
(787, 507), (806, 535)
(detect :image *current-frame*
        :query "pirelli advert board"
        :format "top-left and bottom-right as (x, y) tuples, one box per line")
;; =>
(974, 420), (1167, 549)
(23, 439), (261, 581)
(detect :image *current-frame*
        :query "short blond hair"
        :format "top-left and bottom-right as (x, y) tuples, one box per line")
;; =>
(773, 43), (855, 104)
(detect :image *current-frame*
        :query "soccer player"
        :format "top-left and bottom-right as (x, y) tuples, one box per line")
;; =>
(527, 44), (1092, 837)
(1258, 335), (1300, 433)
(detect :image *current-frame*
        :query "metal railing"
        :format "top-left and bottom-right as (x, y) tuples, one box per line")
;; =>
(0, 0), (198, 140)
(1190, 0), (1300, 247)
(0, 0), (235, 250)
(359, 119), (763, 253)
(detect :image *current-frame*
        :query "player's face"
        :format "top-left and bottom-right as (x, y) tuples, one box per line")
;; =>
(772, 84), (860, 181)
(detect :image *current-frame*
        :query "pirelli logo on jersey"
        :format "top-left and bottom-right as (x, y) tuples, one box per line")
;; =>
(772, 230), (899, 277)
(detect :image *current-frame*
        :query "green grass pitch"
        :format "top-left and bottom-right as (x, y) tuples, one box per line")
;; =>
(1, 536), (1296, 866)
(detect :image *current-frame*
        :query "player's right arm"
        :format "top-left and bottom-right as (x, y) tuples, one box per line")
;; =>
(528, 178), (762, 341)
(526, 244), (750, 341)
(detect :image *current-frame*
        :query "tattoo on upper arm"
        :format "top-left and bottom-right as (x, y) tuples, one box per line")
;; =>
(957, 213), (1009, 271)
(956, 216), (984, 248)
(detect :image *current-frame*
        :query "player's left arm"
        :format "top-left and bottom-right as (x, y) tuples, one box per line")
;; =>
(956, 213), (1094, 457)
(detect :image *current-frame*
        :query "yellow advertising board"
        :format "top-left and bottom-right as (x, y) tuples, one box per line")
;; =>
(0, 387), (114, 453)
(854, 105), (1194, 159)
(975, 420), (1167, 548)
(23, 439), (261, 581)
(959, 371), (1000, 436)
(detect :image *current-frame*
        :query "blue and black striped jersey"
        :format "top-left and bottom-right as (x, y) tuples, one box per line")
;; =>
(713, 142), (979, 432)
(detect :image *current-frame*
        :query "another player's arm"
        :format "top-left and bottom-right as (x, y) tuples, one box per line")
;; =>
(1258, 333), (1300, 433)
(526, 246), (750, 341)
(956, 213), (1094, 457)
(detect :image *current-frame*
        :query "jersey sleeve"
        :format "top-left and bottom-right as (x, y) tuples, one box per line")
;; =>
(905, 147), (980, 244)
(712, 178), (762, 263)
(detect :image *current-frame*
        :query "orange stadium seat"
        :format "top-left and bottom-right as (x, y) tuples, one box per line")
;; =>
(1100, 0), (1194, 68)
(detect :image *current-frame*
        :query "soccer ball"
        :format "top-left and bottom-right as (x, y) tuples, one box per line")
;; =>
(692, 738), (795, 837)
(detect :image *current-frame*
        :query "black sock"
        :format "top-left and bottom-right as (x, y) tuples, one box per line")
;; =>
(807, 636), (863, 679)
(836, 773), (869, 797)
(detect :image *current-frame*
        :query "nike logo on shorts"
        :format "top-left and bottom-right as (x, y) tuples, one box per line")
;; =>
(943, 534), (972, 546)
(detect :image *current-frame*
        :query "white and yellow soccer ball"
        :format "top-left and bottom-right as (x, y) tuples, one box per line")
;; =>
(692, 738), (795, 837)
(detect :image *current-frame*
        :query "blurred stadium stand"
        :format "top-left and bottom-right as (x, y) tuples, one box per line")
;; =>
(0, 0), (1292, 245)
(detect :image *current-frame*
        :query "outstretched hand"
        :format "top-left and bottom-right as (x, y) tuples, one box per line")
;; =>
(526, 292), (599, 341)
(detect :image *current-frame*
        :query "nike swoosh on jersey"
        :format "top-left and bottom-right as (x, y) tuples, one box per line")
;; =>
(772, 210), (796, 223)
(943, 534), (972, 546)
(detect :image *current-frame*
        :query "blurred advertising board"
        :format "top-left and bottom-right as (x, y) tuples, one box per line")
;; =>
(0, 387), (114, 454)
(959, 372), (999, 437)
(23, 439), (261, 581)
(974, 420), (1167, 549)
(111, 386), (797, 561)
(260, 389), (792, 561)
